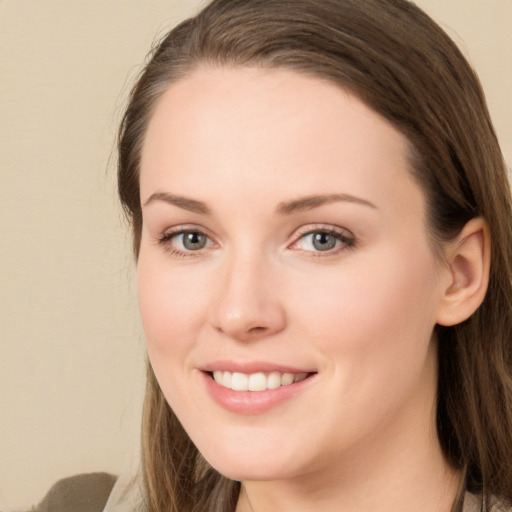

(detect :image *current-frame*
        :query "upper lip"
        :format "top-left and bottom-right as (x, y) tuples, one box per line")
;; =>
(201, 360), (316, 374)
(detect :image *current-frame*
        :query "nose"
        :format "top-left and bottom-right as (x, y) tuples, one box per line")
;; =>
(209, 253), (286, 342)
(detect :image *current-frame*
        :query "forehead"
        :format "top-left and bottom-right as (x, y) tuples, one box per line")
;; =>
(140, 66), (418, 211)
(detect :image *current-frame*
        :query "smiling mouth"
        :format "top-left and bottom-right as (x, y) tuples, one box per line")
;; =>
(211, 370), (311, 392)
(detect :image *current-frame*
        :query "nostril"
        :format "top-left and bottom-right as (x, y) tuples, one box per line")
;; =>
(249, 326), (267, 333)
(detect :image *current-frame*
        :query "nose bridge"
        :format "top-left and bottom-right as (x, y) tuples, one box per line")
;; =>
(211, 244), (285, 340)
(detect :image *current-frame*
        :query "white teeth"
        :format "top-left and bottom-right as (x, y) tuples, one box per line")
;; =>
(267, 371), (282, 390)
(221, 371), (232, 388)
(231, 372), (248, 391)
(281, 373), (294, 386)
(212, 370), (309, 391)
(248, 372), (267, 391)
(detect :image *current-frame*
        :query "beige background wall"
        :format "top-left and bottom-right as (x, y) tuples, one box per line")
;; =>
(1, 1), (510, 509)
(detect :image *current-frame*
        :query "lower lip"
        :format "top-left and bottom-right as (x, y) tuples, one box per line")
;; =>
(200, 371), (315, 414)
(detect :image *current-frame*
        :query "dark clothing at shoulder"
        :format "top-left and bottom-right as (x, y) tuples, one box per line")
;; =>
(28, 472), (117, 512)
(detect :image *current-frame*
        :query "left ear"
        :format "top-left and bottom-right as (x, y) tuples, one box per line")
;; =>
(436, 217), (491, 327)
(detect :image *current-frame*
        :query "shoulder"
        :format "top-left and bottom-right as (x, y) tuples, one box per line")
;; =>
(463, 492), (512, 512)
(29, 472), (117, 512)
(101, 472), (143, 512)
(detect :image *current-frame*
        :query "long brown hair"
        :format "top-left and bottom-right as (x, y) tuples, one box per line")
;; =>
(117, 1), (512, 510)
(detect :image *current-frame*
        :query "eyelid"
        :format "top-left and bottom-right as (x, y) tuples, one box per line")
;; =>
(154, 222), (354, 257)
(156, 224), (217, 257)
(288, 224), (355, 254)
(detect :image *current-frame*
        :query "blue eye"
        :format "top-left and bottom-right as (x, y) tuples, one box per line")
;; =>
(293, 228), (354, 253)
(178, 231), (209, 250)
(310, 232), (338, 251)
(159, 229), (213, 254)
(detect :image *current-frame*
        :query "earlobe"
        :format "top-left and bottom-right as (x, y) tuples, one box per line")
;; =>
(436, 217), (491, 327)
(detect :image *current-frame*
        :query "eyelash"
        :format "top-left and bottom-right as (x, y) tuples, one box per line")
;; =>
(157, 227), (215, 259)
(156, 225), (355, 258)
(289, 225), (355, 256)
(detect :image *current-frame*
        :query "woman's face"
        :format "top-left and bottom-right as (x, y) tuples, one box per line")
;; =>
(137, 67), (452, 482)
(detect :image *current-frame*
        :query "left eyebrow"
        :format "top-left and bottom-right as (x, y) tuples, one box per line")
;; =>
(142, 192), (211, 215)
(276, 193), (377, 215)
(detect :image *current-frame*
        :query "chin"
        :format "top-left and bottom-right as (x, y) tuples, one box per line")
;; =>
(197, 437), (307, 482)
(209, 458), (297, 482)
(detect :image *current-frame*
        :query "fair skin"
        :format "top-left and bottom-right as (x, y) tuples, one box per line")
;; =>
(137, 66), (489, 512)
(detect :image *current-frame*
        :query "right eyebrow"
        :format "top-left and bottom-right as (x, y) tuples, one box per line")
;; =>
(142, 192), (211, 215)
(276, 193), (377, 215)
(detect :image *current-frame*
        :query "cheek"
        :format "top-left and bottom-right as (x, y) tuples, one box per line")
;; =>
(136, 254), (207, 363)
(290, 245), (440, 369)
(136, 255), (213, 419)
(283, 248), (441, 447)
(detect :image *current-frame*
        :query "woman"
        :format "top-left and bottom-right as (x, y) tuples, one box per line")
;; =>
(32, 0), (512, 511)
(114, 0), (512, 511)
